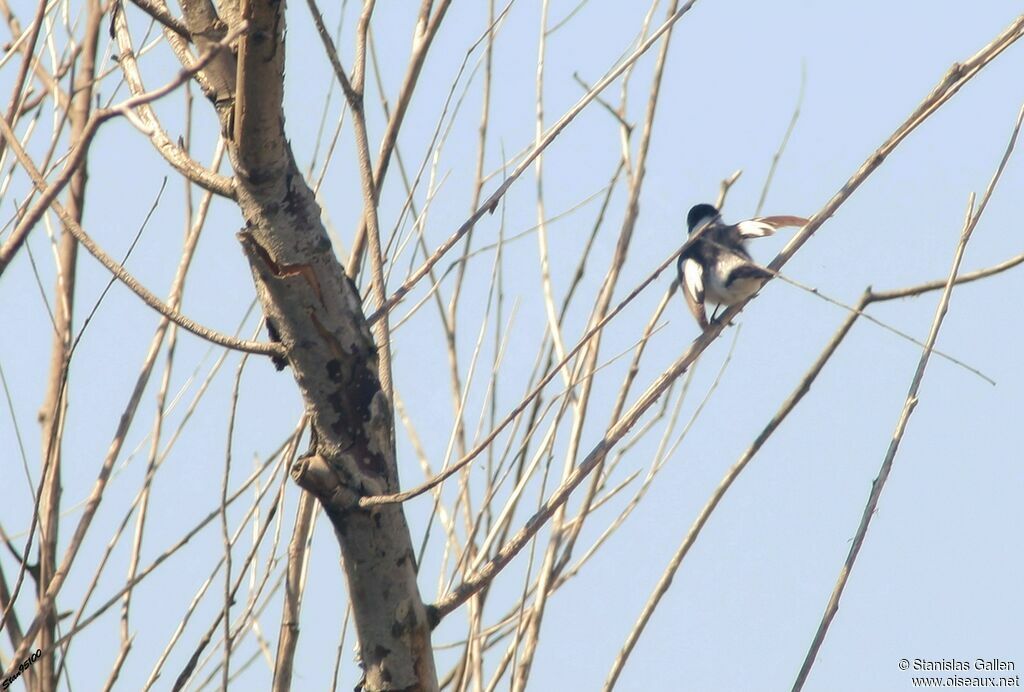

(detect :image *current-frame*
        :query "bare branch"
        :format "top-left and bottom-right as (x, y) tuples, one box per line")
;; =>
(426, 16), (1024, 625)
(367, 0), (704, 325)
(344, 0), (454, 279)
(360, 240), (692, 509)
(605, 99), (1024, 691)
(0, 21), (245, 274)
(271, 490), (316, 692)
(0, 125), (279, 358)
(756, 62), (805, 215)
(126, 0), (191, 39)
(109, 3), (236, 196)
(793, 100), (1024, 690)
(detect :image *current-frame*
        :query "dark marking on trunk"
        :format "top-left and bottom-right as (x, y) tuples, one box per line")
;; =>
(265, 318), (288, 370)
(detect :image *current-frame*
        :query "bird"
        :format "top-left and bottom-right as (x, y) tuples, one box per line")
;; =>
(677, 203), (807, 330)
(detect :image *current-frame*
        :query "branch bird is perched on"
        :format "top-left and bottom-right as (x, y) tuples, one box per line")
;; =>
(678, 203), (808, 330)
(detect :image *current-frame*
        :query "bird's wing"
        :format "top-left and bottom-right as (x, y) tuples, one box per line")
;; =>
(735, 219), (777, 238)
(727, 263), (774, 285)
(679, 257), (709, 329)
(737, 215), (810, 238)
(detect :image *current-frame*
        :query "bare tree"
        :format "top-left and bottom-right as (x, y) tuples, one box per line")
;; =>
(2, 2), (1022, 691)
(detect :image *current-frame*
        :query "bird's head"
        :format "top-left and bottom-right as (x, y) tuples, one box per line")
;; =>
(686, 203), (720, 234)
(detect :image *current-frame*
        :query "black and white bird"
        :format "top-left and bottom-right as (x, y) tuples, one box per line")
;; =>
(677, 203), (807, 330)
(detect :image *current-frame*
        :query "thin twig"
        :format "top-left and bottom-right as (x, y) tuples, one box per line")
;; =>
(756, 62), (805, 215)
(0, 23), (244, 273)
(271, 487), (315, 692)
(426, 18), (1024, 624)
(323, 0), (397, 407)
(794, 101), (1024, 690)
(366, 0), (704, 325)
(107, 4), (236, 196)
(360, 240), (693, 508)
(516, 2), (681, 683)
(604, 99), (1024, 690)
(0, 0), (47, 166)
(126, 0), (191, 39)
(794, 200), (977, 690)
(344, 0), (454, 278)
(0, 116), (277, 356)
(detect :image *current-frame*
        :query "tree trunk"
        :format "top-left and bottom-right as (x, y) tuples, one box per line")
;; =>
(174, 0), (438, 688)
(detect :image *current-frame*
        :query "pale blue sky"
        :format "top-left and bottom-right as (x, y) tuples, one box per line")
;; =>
(2, 1), (1022, 690)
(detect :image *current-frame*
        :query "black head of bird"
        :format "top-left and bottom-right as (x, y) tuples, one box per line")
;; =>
(677, 203), (808, 330)
(686, 203), (721, 234)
